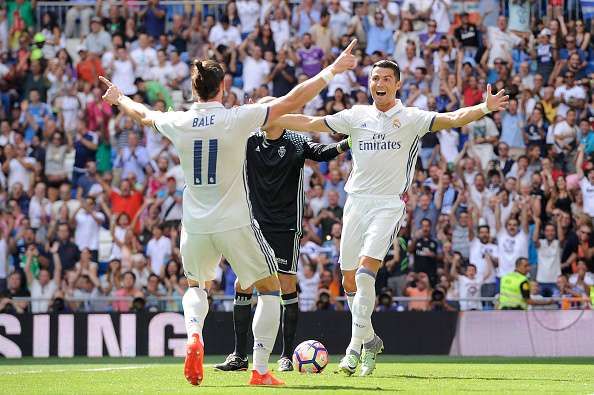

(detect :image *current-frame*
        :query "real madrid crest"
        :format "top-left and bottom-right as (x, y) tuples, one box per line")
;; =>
(278, 146), (286, 158)
(392, 117), (401, 128)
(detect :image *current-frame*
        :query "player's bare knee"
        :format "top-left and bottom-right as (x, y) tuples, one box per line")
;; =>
(359, 256), (382, 274)
(254, 274), (280, 294)
(279, 273), (297, 294)
(187, 279), (202, 288)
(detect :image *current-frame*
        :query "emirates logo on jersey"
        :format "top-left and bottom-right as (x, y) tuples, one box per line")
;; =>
(278, 146), (286, 158)
(392, 117), (401, 128)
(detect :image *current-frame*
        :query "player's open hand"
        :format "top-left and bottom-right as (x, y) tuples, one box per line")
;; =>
(99, 76), (123, 106)
(485, 84), (509, 112)
(330, 39), (359, 74)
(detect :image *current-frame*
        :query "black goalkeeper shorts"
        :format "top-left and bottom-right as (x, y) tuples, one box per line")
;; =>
(262, 230), (300, 274)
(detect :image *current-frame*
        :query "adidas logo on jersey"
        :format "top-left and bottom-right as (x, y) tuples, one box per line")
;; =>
(360, 122), (367, 128)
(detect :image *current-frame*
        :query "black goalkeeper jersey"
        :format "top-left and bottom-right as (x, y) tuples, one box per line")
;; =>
(245, 130), (347, 233)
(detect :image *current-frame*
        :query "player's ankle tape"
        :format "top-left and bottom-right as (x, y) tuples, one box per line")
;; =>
(234, 292), (253, 305)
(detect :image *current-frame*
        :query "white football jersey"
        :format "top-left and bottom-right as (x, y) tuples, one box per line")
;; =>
(153, 102), (269, 233)
(325, 100), (436, 196)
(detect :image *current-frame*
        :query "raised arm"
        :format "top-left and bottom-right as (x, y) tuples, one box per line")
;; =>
(264, 40), (358, 126)
(431, 84), (509, 131)
(50, 242), (62, 287)
(532, 216), (541, 248)
(576, 144), (585, 179)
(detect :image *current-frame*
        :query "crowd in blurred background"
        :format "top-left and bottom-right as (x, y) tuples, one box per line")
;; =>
(0, 0), (593, 314)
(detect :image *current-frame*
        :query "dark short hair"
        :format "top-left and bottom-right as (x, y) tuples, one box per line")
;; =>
(478, 225), (490, 233)
(123, 271), (136, 281)
(421, 218), (432, 226)
(191, 59), (225, 101)
(467, 263), (477, 270)
(370, 60), (401, 82)
(515, 257), (528, 267)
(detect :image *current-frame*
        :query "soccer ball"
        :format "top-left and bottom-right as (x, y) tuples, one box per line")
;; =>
(292, 340), (329, 373)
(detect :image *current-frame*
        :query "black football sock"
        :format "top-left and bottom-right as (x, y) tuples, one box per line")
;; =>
(233, 292), (253, 359)
(281, 292), (299, 359)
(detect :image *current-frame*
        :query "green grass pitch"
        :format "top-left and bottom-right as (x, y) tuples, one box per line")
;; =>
(2, 356), (594, 394)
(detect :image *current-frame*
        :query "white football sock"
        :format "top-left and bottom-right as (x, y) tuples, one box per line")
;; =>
(346, 268), (376, 356)
(252, 293), (281, 374)
(182, 287), (209, 344)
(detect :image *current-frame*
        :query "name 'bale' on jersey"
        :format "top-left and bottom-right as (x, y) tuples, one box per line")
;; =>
(324, 100), (436, 196)
(245, 130), (344, 233)
(153, 102), (269, 233)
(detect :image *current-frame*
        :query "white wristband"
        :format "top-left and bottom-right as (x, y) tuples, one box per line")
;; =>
(480, 102), (491, 115)
(320, 69), (334, 83)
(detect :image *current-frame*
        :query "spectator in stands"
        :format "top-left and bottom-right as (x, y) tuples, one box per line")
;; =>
(404, 272), (430, 311)
(0, 0), (593, 314)
(72, 196), (104, 262)
(146, 224), (171, 275)
(112, 271), (143, 312)
(410, 219), (440, 286)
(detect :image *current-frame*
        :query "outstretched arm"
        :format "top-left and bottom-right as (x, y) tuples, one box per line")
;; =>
(303, 139), (350, 162)
(100, 76), (160, 128)
(431, 84), (509, 131)
(268, 114), (334, 133)
(264, 40), (358, 126)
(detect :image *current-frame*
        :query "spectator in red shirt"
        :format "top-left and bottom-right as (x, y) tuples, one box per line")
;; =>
(75, 45), (104, 86)
(101, 177), (144, 231)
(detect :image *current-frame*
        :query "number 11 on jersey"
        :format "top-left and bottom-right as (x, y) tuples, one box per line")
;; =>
(193, 139), (218, 185)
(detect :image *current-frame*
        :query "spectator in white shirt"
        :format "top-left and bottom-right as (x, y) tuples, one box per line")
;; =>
(576, 146), (594, 218)
(486, 16), (522, 67)
(297, 262), (321, 311)
(533, 217), (563, 296)
(237, 0), (261, 36)
(28, 182), (51, 231)
(146, 225), (172, 276)
(72, 196), (105, 261)
(450, 256), (492, 311)
(238, 35), (271, 95)
(130, 33), (158, 78)
(3, 144), (36, 193)
(495, 199), (530, 278)
(568, 260), (594, 294)
(169, 51), (189, 90)
(468, 224), (498, 305)
(208, 15), (242, 49)
(108, 47), (137, 96)
(554, 71), (586, 119)
(149, 49), (175, 86)
(269, 7), (290, 52)
(25, 243), (61, 313)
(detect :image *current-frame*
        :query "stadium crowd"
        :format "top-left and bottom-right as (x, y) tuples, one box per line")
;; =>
(0, 0), (593, 314)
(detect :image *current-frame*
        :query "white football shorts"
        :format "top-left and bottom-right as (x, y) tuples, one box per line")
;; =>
(339, 194), (406, 271)
(180, 221), (277, 288)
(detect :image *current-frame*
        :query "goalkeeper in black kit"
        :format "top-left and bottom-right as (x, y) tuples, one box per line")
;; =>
(215, 97), (351, 372)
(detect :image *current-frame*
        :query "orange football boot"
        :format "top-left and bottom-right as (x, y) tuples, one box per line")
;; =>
(248, 370), (285, 386)
(184, 333), (204, 386)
